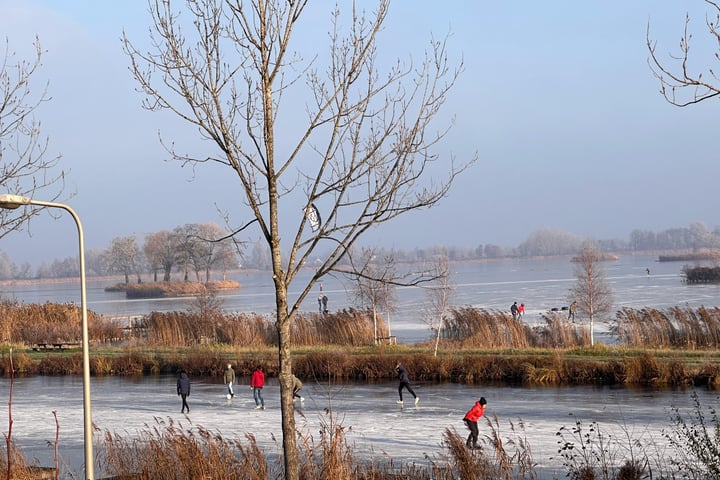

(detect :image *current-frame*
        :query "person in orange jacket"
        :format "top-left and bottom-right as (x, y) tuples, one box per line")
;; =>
(463, 397), (487, 448)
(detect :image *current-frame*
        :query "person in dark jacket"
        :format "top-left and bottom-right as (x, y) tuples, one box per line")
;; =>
(177, 370), (191, 413)
(463, 397), (487, 448)
(395, 363), (419, 405)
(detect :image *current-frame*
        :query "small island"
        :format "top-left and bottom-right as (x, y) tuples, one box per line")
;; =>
(105, 280), (240, 298)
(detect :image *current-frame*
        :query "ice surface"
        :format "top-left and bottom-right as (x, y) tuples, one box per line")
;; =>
(0, 375), (714, 479)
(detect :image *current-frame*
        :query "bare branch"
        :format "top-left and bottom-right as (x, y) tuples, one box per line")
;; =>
(647, 2), (720, 106)
(0, 36), (68, 239)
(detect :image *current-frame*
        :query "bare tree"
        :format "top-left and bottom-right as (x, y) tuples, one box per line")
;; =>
(647, 2), (720, 106)
(122, 1), (472, 477)
(0, 37), (67, 236)
(107, 235), (143, 284)
(185, 222), (240, 282)
(569, 244), (613, 346)
(349, 247), (398, 344)
(143, 230), (181, 281)
(423, 251), (454, 357)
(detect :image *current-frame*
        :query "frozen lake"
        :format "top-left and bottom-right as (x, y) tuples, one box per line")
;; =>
(2, 254), (720, 477)
(2, 375), (715, 479)
(3, 254), (720, 343)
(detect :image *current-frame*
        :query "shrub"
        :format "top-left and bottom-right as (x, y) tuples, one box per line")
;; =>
(665, 389), (720, 478)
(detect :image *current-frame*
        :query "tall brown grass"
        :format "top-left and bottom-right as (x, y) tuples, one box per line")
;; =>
(613, 306), (720, 349)
(444, 307), (586, 349)
(96, 414), (541, 480)
(139, 308), (384, 348)
(100, 417), (270, 479)
(0, 300), (107, 345)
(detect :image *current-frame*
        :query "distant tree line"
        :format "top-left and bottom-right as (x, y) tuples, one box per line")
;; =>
(1, 221), (719, 281)
(0, 222), (240, 282)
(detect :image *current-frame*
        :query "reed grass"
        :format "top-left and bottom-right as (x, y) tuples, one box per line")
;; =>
(0, 441), (47, 480)
(3, 302), (720, 387)
(444, 308), (586, 349)
(0, 300), (105, 345)
(613, 306), (720, 349)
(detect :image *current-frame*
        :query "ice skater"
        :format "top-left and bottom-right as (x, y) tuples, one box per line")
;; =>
(395, 362), (419, 405)
(177, 369), (191, 414)
(568, 301), (577, 322)
(224, 363), (236, 398)
(510, 301), (519, 320)
(251, 365), (265, 409)
(292, 374), (304, 402)
(463, 397), (487, 449)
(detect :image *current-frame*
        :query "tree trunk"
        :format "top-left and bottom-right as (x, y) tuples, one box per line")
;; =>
(274, 289), (298, 479)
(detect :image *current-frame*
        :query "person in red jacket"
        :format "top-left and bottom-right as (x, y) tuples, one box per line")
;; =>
(463, 397), (487, 449)
(250, 366), (265, 410)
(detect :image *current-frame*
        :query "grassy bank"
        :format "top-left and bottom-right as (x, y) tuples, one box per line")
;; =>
(2, 300), (720, 387)
(2, 344), (720, 388)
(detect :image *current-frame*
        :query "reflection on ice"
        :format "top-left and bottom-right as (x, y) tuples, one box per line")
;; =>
(0, 375), (714, 479)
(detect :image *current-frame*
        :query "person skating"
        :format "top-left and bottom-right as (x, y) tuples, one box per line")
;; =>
(395, 362), (419, 405)
(568, 301), (577, 322)
(251, 365), (265, 409)
(224, 363), (236, 398)
(463, 397), (487, 449)
(292, 374), (304, 402)
(177, 369), (191, 414)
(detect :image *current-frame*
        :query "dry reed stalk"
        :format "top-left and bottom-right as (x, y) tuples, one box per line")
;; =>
(100, 418), (270, 479)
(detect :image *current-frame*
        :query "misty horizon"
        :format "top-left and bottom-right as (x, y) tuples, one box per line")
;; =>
(0, 2), (718, 271)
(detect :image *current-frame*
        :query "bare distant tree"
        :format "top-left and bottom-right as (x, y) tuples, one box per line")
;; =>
(185, 222), (240, 282)
(569, 244), (613, 346)
(0, 37), (67, 237)
(246, 238), (272, 270)
(647, 2), (720, 106)
(349, 247), (399, 344)
(107, 235), (143, 284)
(122, 1), (472, 477)
(423, 252), (454, 357)
(516, 228), (584, 257)
(143, 230), (181, 281)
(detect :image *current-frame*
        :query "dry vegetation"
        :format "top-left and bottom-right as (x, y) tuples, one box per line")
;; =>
(1, 302), (720, 388)
(2, 302), (720, 478)
(106, 280), (240, 298)
(0, 407), (707, 480)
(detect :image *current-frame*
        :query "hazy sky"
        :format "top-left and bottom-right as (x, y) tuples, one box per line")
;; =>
(0, 1), (717, 266)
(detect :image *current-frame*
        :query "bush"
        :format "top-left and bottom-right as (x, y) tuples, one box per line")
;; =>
(665, 389), (720, 478)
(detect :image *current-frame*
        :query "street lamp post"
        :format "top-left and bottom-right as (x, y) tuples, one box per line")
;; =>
(0, 194), (94, 480)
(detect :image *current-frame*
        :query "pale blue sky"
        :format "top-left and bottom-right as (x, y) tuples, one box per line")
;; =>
(0, 1), (716, 266)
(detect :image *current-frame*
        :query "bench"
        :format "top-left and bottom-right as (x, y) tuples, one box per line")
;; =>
(375, 336), (397, 345)
(32, 342), (81, 351)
